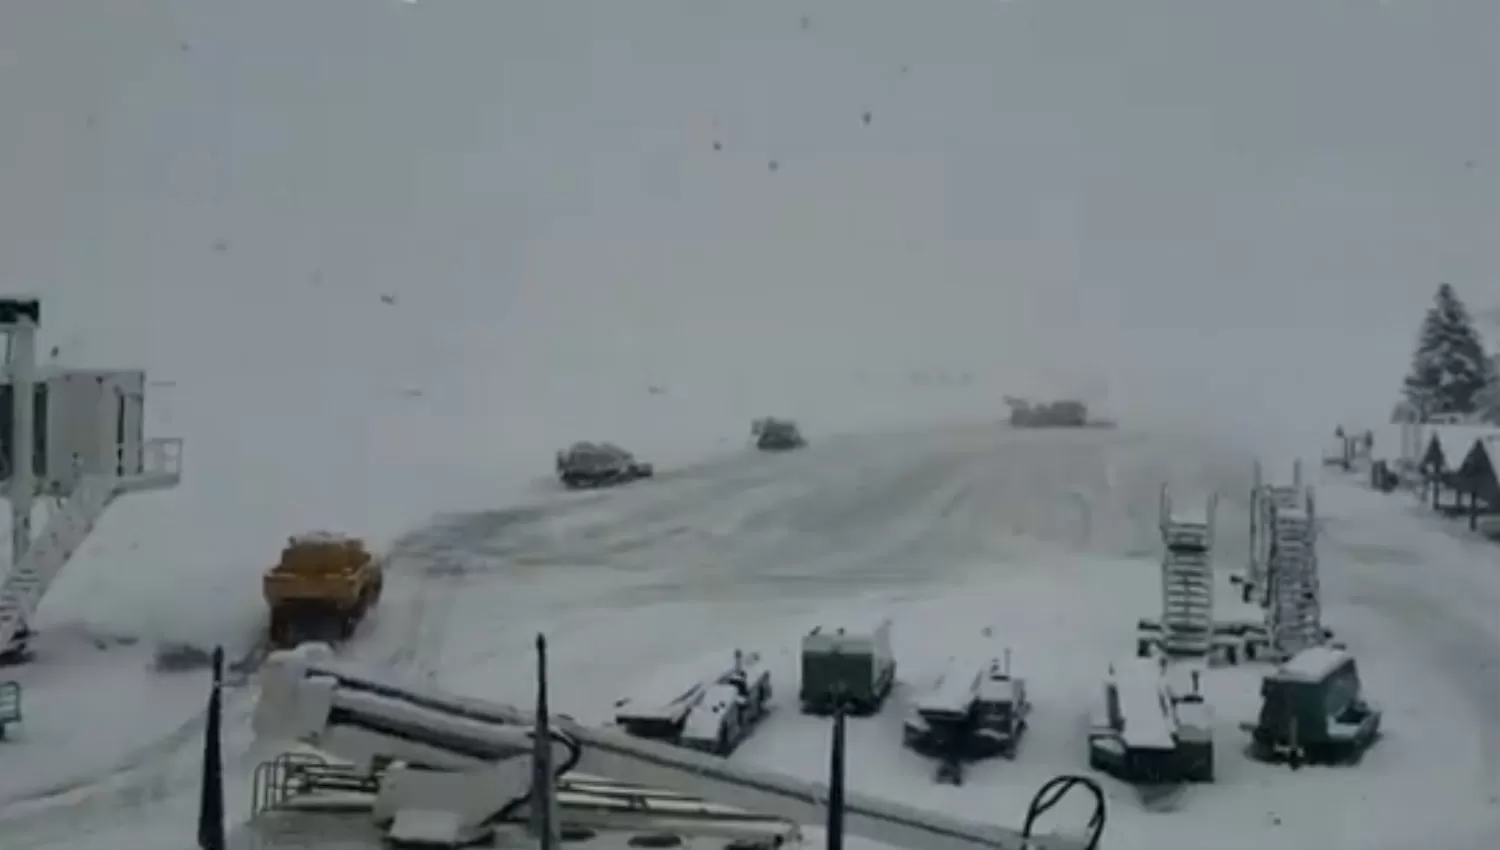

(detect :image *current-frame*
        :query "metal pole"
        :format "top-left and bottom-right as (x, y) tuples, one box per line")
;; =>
(9, 316), (35, 567)
(826, 691), (846, 850)
(531, 634), (560, 850)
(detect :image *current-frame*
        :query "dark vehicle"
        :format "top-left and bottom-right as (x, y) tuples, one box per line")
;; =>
(556, 441), (654, 490)
(1004, 396), (1115, 428)
(752, 417), (806, 451)
(799, 619), (896, 716)
(1245, 647), (1381, 767)
(903, 652), (1030, 784)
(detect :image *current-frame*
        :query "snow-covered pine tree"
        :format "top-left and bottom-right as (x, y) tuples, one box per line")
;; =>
(1476, 354), (1500, 424)
(1401, 283), (1496, 420)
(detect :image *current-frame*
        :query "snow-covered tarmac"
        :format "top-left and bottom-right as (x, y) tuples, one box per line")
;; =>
(2, 425), (1497, 850)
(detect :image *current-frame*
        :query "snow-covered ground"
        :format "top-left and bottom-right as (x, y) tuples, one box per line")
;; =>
(2, 0), (1497, 848)
(6, 428), (1500, 850)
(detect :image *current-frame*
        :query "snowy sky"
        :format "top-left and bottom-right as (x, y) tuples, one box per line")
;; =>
(2, 0), (1496, 463)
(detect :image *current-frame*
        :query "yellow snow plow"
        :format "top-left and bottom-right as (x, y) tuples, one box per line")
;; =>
(263, 532), (383, 649)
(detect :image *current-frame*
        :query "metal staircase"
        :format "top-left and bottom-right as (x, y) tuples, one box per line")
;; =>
(1157, 487), (1218, 658)
(1265, 487), (1322, 661)
(1243, 461), (1327, 660)
(0, 438), (182, 657)
(1244, 461), (1301, 607)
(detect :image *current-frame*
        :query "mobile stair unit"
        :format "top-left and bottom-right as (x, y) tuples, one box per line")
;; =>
(1143, 487), (1218, 659)
(1262, 476), (1326, 662)
(1240, 461), (1305, 607)
(1236, 461), (1333, 661)
(0, 297), (183, 663)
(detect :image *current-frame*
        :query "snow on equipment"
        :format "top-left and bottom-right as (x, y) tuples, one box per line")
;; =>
(1243, 646), (1382, 767)
(613, 650), (772, 756)
(263, 532), (383, 649)
(0, 297), (183, 664)
(799, 617), (897, 716)
(1262, 469), (1329, 661)
(556, 441), (655, 490)
(1138, 487), (1274, 666)
(902, 647), (1030, 785)
(1087, 658), (1214, 785)
(1135, 489), (1221, 660)
(248, 642), (1095, 850)
(0, 679), (20, 738)
(751, 417), (806, 451)
(1235, 460), (1336, 661)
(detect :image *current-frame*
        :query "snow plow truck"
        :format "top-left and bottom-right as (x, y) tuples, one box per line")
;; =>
(263, 532), (383, 649)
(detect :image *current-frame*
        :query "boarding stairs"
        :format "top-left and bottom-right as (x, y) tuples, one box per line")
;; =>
(1241, 461), (1302, 608)
(1266, 488), (1323, 661)
(0, 439), (182, 656)
(1158, 488), (1217, 658)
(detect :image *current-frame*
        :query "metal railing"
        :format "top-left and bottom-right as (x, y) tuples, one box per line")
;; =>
(251, 752), (378, 815)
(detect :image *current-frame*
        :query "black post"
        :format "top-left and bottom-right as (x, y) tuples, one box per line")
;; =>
(532, 634), (559, 850)
(826, 697), (846, 850)
(197, 646), (226, 850)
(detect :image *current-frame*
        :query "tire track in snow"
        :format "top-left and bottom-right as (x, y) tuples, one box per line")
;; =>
(0, 424), (1252, 846)
(1325, 523), (1500, 807)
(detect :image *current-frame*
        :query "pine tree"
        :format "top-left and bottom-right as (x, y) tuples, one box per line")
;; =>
(1476, 354), (1500, 424)
(1401, 283), (1496, 420)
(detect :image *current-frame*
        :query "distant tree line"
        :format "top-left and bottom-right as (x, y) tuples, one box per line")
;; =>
(1395, 283), (1500, 424)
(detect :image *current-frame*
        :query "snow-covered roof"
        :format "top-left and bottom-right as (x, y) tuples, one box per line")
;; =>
(916, 657), (978, 716)
(614, 655), (733, 719)
(1274, 646), (1351, 683)
(805, 614), (892, 637)
(679, 683), (739, 742)
(974, 671), (1020, 705)
(1111, 659), (1176, 751)
(803, 617), (891, 653)
(1425, 425), (1500, 470)
(1464, 434), (1500, 481)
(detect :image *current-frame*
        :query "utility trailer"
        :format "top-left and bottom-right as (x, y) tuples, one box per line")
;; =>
(1087, 658), (1214, 785)
(0, 680), (19, 739)
(799, 618), (896, 716)
(902, 649), (1029, 785)
(613, 650), (772, 756)
(1243, 646), (1381, 767)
